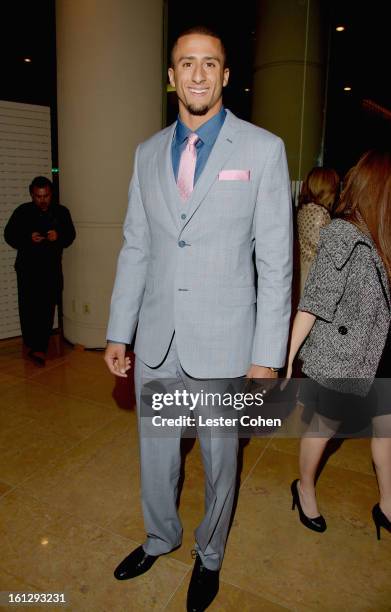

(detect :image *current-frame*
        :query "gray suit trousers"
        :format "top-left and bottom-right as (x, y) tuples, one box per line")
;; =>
(135, 336), (239, 570)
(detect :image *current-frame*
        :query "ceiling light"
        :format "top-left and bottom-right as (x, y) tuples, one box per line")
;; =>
(336, 26), (345, 32)
(244, 88), (251, 92)
(24, 57), (32, 63)
(344, 86), (352, 92)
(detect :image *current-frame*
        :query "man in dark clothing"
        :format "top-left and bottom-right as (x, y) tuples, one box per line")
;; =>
(4, 176), (76, 365)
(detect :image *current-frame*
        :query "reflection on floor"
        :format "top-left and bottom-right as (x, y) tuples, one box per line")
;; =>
(0, 337), (390, 611)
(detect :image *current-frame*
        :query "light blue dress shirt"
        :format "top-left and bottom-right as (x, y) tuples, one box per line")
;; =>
(171, 107), (227, 184)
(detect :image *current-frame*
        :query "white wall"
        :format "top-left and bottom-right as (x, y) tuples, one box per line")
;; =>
(0, 101), (52, 339)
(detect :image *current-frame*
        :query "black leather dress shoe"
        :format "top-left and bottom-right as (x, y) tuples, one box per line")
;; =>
(27, 350), (45, 366)
(114, 546), (159, 580)
(186, 552), (219, 611)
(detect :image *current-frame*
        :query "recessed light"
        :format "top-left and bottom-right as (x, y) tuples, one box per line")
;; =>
(244, 88), (251, 92)
(336, 26), (345, 32)
(24, 57), (32, 63)
(344, 86), (352, 92)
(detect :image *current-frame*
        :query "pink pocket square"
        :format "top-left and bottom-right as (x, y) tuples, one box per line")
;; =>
(218, 170), (250, 181)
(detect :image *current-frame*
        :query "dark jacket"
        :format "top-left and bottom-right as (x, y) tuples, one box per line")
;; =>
(299, 219), (391, 395)
(4, 202), (76, 275)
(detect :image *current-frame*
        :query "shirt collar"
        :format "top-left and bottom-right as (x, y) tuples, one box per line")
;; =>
(175, 107), (226, 146)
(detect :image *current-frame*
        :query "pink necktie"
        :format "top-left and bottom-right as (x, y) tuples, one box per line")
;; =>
(177, 133), (199, 201)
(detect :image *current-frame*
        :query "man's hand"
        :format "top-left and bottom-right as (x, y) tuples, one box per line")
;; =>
(246, 364), (279, 379)
(245, 364), (279, 397)
(32, 232), (45, 243)
(104, 342), (131, 378)
(47, 229), (58, 242)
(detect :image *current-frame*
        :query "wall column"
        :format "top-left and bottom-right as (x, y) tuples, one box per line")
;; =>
(251, 0), (326, 179)
(56, 0), (163, 346)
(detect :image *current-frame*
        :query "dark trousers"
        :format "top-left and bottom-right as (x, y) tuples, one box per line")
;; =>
(16, 270), (58, 353)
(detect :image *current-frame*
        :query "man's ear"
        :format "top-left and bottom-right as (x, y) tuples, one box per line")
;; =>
(223, 67), (230, 88)
(168, 67), (175, 89)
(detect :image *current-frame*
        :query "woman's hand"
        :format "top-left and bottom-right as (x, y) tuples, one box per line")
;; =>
(285, 362), (293, 379)
(280, 362), (293, 390)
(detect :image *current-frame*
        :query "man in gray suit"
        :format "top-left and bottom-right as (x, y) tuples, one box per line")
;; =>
(105, 26), (292, 611)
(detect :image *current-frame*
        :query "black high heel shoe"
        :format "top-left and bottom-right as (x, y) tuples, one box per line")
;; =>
(372, 503), (391, 540)
(291, 479), (327, 533)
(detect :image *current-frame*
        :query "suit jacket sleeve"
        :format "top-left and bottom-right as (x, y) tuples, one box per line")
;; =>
(3, 205), (31, 249)
(251, 137), (293, 367)
(106, 146), (151, 344)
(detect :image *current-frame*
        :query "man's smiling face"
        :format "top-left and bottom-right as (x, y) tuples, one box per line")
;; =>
(168, 33), (229, 125)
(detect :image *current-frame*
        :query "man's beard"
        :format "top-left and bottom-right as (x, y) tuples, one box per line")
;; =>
(186, 103), (209, 116)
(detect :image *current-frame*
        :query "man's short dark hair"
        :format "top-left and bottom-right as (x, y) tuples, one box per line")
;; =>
(29, 176), (53, 194)
(170, 26), (227, 68)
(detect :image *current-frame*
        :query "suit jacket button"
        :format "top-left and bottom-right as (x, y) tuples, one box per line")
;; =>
(338, 325), (348, 335)
(178, 240), (186, 248)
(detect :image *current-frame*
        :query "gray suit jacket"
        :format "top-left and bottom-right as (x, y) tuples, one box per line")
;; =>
(299, 219), (391, 394)
(107, 110), (292, 377)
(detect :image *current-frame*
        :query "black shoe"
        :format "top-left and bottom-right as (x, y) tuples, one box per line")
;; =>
(186, 551), (219, 611)
(291, 479), (327, 533)
(372, 503), (391, 540)
(113, 546), (159, 580)
(27, 350), (46, 366)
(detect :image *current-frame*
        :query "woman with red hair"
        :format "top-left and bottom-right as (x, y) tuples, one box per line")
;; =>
(286, 150), (391, 538)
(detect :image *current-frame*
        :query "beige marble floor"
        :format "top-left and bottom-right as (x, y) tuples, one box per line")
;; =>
(0, 337), (390, 611)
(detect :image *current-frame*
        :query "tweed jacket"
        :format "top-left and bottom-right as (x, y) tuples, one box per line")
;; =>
(299, 219), (391, 395)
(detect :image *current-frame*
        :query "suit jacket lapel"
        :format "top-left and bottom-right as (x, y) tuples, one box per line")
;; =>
(157, 122), (181, 230)
(184, 110), (239, 221)
(157, 111), (240, 231)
